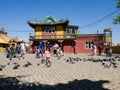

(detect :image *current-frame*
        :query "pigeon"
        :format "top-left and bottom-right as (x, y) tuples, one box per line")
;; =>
(76, 57), (80, 61)
(7, 62), (10, 65)
(103, 64), (110, 68)
(66, 59), (69, 62)
(27, 61), (32, 65)
(102, 63), (105, 66)
(113, 65), (118, 68)
(118, 58), (120, 61)
(0, 68), (2, 71)
(13, 62), (18, 65)
(10, 58), (12, 61)
(115, 56), (119, 58)
(0, 65), (6, 71)
(13, 63), (20, 69)
(57, 57), (60, 60)
(23, 61), (32, 67)
(69, 57), (75, 64)
(111, 62), (117, 68)
(17, 56), (21, 60)
(103, 59), (107, 62)
(37, 63), (40, 66)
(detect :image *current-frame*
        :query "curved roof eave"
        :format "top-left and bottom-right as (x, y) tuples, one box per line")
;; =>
(28, 20), (69, 29)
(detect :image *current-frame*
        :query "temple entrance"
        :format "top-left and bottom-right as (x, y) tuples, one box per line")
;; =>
(63, 40), (76, 53)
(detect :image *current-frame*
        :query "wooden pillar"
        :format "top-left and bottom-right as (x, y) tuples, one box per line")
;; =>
(43, 40), (47, 51)
(58, 40), (64, 50)
(74, 40), (77, 54)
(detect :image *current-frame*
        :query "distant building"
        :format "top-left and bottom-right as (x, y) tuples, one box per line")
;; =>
(0, 27), (17, 52)
(28, 16), (112, 53)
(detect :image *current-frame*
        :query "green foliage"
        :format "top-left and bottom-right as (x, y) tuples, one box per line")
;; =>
(113, 15), (120, 24)
(113, 0), (120, 24)
(77, 31), (81, 34)
(117, 0), (120, 8)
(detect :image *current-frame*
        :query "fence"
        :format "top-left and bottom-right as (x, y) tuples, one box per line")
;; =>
(112, 46), (120, 53)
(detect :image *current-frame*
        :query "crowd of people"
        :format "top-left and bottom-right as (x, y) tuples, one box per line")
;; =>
(92, 44), (112, 57)
(36, 41), (64, 61)
(6, 40), (26, 60)
(6, 40), (113, 63)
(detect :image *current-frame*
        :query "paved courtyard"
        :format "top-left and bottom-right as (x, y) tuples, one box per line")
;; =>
(0, 52), (120, 90)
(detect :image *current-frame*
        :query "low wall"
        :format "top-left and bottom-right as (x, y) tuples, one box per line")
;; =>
(112, 46), (120, 53)
(0, 47), (6, 52)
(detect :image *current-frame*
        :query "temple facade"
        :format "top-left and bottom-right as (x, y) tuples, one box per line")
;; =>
(28, 16), (112, 53)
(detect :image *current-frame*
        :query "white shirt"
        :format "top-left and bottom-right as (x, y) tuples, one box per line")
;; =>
(20, 43), (25, 50)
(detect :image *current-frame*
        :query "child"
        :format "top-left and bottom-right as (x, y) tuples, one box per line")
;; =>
(45, 48), (51, 67)
(58, 47), (64, 59)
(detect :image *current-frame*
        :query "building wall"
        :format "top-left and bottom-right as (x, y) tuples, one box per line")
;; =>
(63, 40), (74, 53)
(75, 37), (104, 53)
(112, 46), (120, 53)
(35, 26), (42, 38)
(0, 44), (7, 52)
(31, 24), (105, 54)
(75, 38), (92, 53)
(104, 36), (112, 43)
(56, 25), (64, 39)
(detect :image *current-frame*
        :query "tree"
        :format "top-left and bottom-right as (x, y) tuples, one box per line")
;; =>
(116, 0), (120, 8)
(113, 0), (120, 24)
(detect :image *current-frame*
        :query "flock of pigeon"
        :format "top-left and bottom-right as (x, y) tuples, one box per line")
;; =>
(0, 58), (52, 71)
(64, 56), (120, 68)
(0, 61), (33, 71)
(0, 55), (120, 71)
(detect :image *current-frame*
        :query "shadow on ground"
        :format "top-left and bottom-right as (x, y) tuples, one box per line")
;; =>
(0, 75), (110, 90)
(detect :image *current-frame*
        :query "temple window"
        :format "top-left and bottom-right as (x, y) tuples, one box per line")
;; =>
(44, 27), (55, 33)
(72, 28), (75, 34)
(66, 28), (70, 34)
(104, 32), (111, 36)
(85, 41), (93, 48)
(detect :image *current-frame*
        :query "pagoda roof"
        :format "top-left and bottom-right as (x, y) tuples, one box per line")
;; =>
(0, 34), (17, 44)
(28, 16), (69, 28)
(67, 25), (79, 28)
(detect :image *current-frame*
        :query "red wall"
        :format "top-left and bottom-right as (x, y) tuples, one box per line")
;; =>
(75, 37), (103, 53)
(32, 35), (104, 54)
(75, 38), (93, 53)
(63, 40), (74, 53)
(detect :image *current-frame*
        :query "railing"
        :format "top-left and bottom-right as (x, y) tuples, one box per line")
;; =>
(29, 34), (76, 40)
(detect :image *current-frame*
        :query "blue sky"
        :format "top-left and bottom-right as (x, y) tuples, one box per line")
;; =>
(0, 0), (120, 44)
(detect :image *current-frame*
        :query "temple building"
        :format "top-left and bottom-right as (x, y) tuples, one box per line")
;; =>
(28, 16), (112, 53)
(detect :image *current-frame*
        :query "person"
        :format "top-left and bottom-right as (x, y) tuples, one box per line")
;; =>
(20, 40), (26, 59)
(46, 42), (51, 52)
(33, 46), (37, 53)
(108, 47), (112, 57)
(106, 45), (112, 57)
(92, 44), (97, 56)
(16, 42), (21, 54)
(44, 48), (51, 66)
(72, 42), (76, 54)
(6, 44), (13, 60)
(56, 47), (60, 57)
(57, 47), (64, 59)
(39, 41), (44, 57)
(53, 43), (59, 56)
(36, 46), (40, 58)
(6, 44), (16, 60)
(98, 44), (102, 56)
